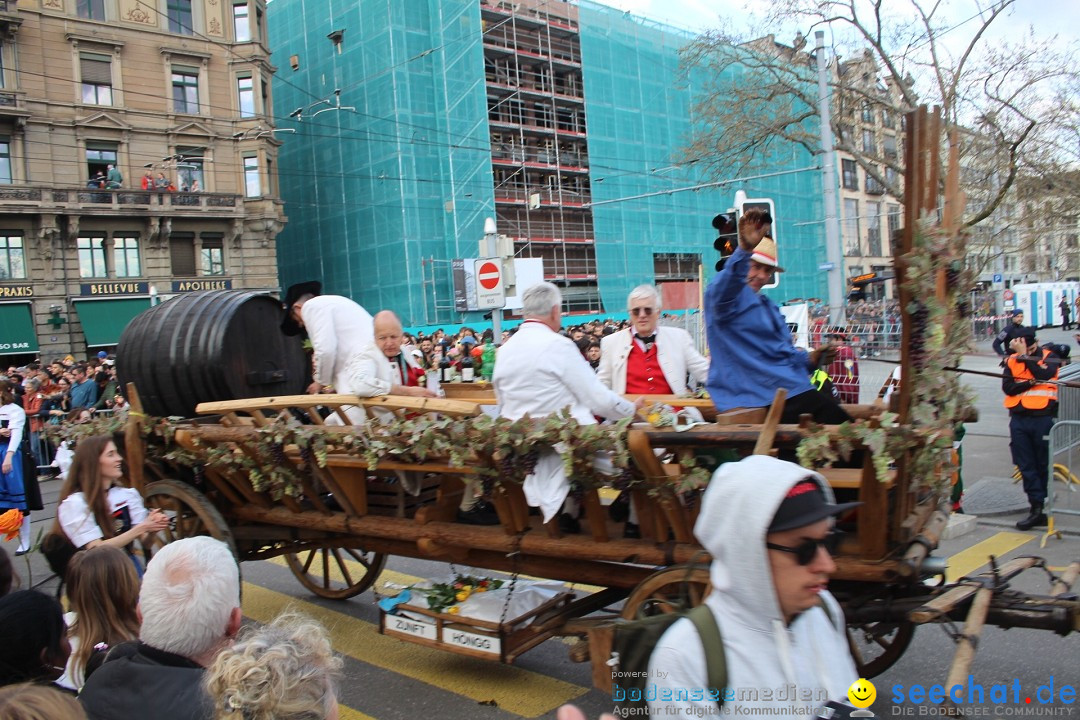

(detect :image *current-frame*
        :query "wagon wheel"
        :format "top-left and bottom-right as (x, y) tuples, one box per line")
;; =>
(846, 620), (915, 678)
(284, 544), (387, 600)
(142, 479), (238, 561)
(621, 566), (712, 619)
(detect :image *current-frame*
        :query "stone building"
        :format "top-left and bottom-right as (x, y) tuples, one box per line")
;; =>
(0, 0), (285, 363)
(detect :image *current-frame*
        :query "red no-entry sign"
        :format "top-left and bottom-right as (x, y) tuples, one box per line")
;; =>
(478, 261), (500, 290)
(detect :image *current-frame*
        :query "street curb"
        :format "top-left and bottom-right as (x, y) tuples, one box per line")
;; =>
(977, 516), (1080, 538)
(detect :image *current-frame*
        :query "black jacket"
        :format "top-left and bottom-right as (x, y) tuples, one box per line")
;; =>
(79, 642), (212, 720)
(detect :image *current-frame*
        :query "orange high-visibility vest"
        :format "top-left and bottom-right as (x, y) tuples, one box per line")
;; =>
(1003, 349), (1058, 410)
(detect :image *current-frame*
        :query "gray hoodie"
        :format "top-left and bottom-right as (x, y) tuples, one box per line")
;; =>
(647, 455), (858, 717)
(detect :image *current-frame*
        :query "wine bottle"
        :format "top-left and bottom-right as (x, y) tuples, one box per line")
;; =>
(439, 350), (452, 383)
(460, 350), (475, 383)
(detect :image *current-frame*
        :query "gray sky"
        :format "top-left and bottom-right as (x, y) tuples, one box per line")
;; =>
(595, 0), (1079, 46)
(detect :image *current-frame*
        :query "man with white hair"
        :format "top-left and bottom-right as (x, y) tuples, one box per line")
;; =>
(494, 282), (642, 529)
(80, 536), (241, 720)
(598, 284), (709, 399)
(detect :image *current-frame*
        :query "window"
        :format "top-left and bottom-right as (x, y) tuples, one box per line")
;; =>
(201, 235), (225, 275)
(866, 165), (885, 195)
(843, 198), (861, 256)
(176, 147), (204, 191)
(882, 110), (894, 129)
(0, 139), (10, 184)
(113, 236), (141, 277)
(861, 102), (874, 123)
(172, 67), (200, 114)
(862, 129), (875, 154)
(77, 0), (105, 20)
(237, 76), (255, 117)
(77, 236), (108, 278)
(80, 53), (112, 106)
(170, 234), (196, 276)
(883, 135), (898, 160)
(168, 0), (194, 35)
(0, 234), (25, 279)
(233, 2), (251, 42)
(255, 6), (264, 44)
(841, 159), (858, 190)
(85, 142), (118, 180)
(867, 202), (882, 256)
(887, 204), (901, 240)
(243, 154), (260, 197)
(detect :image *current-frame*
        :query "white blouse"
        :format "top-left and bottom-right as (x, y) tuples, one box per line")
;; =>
(57, 486), (148, 548)
(0, 402), (26, 455)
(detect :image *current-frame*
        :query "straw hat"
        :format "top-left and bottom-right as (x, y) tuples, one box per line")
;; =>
(750, 236), (784, 272)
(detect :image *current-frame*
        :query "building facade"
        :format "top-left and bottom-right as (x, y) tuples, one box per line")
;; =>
(0, 0), (285, 364)
(268, 0), (828, 328)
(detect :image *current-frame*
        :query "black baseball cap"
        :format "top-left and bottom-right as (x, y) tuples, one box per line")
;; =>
(768, 479), (861, 532)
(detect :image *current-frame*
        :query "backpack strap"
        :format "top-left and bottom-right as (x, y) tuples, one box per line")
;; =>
(687, 605), (726, 707)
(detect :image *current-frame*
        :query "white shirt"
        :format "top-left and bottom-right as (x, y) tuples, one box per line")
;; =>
(57, 486), (148, 549)
(494, 320), (637, 424)
(597, 326), (710, 395)
(0, 402), (26, 455)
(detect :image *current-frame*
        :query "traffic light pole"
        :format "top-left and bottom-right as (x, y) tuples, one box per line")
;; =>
(815, 30), (845, 326)
(483, 217), (503, 345)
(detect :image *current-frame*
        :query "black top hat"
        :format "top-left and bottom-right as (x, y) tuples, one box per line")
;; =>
(280, 280), (322, 336)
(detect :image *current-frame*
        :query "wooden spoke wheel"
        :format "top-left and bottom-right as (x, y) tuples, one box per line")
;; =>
(847, 620), (915, 678)
(284, 545), (387, 600)
(142, 479), (238, 560)
(621, 566), (712, 620)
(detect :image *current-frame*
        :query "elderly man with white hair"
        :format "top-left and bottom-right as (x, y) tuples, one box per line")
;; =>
(493, 282), (643, 530)
(598, 284), (709, 400)
(80, 536), (241, 720)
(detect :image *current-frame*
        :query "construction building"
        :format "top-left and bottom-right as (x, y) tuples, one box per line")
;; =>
(0, 0), (285, 363)
(268, 0), (828, 327)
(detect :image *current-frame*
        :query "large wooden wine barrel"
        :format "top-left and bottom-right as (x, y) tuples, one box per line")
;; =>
(116, 290), (306, 418)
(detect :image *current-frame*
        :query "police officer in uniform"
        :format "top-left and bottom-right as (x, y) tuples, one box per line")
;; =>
(1002, 327), (1059, 530)
(992, 309), (1026, 357)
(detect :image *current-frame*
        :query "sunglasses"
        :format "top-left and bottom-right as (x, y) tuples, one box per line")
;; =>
(630, 307), (654, 317)
(766, 531), (841, 565)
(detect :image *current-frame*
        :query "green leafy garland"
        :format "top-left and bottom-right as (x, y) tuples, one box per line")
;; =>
(796, 219), (976, 492)
(48, 410), (636, 501)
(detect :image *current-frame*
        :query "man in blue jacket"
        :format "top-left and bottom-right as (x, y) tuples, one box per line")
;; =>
(704, 208), (849, 424)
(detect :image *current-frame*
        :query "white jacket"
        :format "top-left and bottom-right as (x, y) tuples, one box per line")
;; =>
(493, 321), (637, 520)
(300, 295), (374, 391)
(597, 326), (709, 394)
(648, 457), (858, 718)
(494, 321), (636, 425)
(344, 343), (421, 398)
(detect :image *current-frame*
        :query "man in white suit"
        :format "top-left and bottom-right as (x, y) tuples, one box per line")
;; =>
(494, 282), (642, 530)
(281, 280), (374, 423)
(346, 310), (433, 401)
(598, 285), (709, 398)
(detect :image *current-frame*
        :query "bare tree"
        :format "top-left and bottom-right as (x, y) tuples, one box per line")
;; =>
(683, 0), (1079, 231)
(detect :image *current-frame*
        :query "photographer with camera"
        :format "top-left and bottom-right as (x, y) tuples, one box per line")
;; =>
(704, 208), (849, 424)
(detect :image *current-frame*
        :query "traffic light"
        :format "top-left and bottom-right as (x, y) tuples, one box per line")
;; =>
(738, 197), (778, 289)
(713, 212), (738, 271)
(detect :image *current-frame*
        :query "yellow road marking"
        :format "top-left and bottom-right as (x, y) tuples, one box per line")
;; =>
(267, 555), (605, 595)
(945, 531), (1033, 582)
(242, 583), (587, 718)
(338, 705), (376, 720)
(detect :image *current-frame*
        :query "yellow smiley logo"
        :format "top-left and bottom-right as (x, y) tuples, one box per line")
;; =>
(848, 678), (876, 708)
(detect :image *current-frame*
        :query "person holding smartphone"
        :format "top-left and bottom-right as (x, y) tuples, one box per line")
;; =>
(0, 380), (31, 554)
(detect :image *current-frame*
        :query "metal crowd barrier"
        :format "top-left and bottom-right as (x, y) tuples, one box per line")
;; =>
(1045, 416), (1080, 547)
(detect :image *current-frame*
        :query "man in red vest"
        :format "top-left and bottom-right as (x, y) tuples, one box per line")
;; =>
(1002, 328), (1059, 531)
(597, 285), (710, 409)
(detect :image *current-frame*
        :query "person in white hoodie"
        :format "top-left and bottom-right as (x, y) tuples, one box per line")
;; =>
(647, 455), (860, 718)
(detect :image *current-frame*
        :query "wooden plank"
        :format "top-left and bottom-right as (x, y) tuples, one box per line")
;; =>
(360, 395), (483, 418)
(197, 394), (364, 413)
(752, 389), (787, 455)
(819, 467), (896, 490)
(124, 382), (146, 494)
(172, 429), (271, 508)
(856, 449), (889, 560)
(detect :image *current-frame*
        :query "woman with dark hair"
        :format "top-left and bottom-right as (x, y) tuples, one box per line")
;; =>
(0, 380), (30, 554)
(0, 590), (71, 688)
(53, 435), (169, 570)
(58, 546), (141, 690)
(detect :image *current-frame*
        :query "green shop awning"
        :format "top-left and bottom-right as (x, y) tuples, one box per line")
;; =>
(0, 302), (39, 356)
(74, 297), (152, 348)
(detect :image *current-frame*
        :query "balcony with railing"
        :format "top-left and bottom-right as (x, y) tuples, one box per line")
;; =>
(0, 185), (244, 216)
